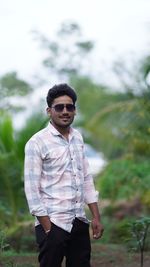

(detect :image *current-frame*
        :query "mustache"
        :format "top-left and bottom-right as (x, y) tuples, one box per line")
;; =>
(60, 115), (70, 118)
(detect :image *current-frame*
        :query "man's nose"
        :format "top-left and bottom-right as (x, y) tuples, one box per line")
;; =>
(62, 106), (68, 112)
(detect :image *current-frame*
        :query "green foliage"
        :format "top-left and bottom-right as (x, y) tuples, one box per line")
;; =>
(128, 217), (150, 267)
(128, 217), (150, 250)
(142, 190), (150, 207)
(0, 72), (33, 112)
(0, 72), (32, 97)
(95, 215), (117, 244)
(71, 76), (108, 122)
(33, 21), (95, 79)
(0, 230), (9, 253)
(0, 113), (14, 153)
(0, 152), (24, 223)
(0, 111), (48, 227)
(0, 113), (25, 224)
(97, 158), (150, 203)
(110, 218), (132, 244)
(71, 56), (150, 160)
(103, 216), (150, 253)
(7, 223), (36, 253)
(139, 56), (150, 88)
(70, 75), (148, 159)
(86, 95), (150, 159)
(70, 75), (123, 153)
(15, 112), (47, 161)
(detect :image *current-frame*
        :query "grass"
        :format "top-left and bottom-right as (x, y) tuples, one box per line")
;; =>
(0, 243), (150, 267)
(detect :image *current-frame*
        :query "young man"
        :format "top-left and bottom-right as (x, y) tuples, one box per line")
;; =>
(24, 83), (104, 267)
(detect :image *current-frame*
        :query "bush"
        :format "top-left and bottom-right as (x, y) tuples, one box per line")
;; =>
(7, 223), (36, 252)
(110, 218), (132, 244)
(96, 158), (150, 207)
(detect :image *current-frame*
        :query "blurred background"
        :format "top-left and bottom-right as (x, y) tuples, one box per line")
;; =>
(0, 0), (150, 266)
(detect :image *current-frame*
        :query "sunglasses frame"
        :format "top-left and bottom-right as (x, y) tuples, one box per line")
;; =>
(51, 103), (76, 112)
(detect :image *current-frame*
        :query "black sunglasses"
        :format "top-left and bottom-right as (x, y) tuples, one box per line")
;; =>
(51, 103), (75, 112)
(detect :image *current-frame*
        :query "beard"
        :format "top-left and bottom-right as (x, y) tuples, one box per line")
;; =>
(51, 115), (74, 129)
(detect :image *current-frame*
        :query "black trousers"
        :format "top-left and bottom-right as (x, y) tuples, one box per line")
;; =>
(35, 218), (91, 267)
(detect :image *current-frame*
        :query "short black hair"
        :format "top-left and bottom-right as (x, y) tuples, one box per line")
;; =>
(46, 83), (77, 107)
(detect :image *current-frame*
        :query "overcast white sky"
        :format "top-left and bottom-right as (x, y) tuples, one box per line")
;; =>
(0, 0), (150, 84)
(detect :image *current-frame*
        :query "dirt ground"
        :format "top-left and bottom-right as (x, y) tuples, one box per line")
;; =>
(0, 243), (150, 267)
(91, 243), (150, 267)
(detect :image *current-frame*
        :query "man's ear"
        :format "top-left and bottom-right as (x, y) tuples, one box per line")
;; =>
(46, 107), (51, 115)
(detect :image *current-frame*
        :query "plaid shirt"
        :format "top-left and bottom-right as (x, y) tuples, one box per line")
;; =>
(24, 123), (98, 232)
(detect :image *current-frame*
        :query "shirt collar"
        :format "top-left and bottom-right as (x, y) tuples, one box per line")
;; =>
(47, 122), (74, 138)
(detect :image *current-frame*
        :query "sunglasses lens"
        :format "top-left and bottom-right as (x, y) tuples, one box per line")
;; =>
(66, 104), (75, 112)
(54, 104), (64, 112)
(52, 104), (75, 112)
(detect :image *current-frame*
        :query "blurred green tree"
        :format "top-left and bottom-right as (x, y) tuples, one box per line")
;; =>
(33, 20), (95, 81)
(0, 72), (33, 112)
(85, 56), (150, 159)
(0, 113), (23, 225)
(0, 71), (35, 226)
(0, 112), (47, 227)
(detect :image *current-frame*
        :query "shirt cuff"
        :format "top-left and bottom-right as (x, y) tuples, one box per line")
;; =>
(84, 190), (99, 204)
(30, 207), (48, 217)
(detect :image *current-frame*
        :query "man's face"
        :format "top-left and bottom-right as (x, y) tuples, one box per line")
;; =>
(47, 95), (76, 129)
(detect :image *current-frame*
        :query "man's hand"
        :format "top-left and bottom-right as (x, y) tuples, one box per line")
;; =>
(91, 218), (104, 239)
(37, 215), (52, 233)
(88, 202), (104, 239)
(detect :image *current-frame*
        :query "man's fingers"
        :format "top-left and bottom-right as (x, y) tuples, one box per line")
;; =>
(93, 228), (104, 239)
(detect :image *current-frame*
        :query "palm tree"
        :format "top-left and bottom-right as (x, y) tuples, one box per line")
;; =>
(0, 111), (48, 227)
(0, 113), (23, 225)
(77, 56), (150, 160)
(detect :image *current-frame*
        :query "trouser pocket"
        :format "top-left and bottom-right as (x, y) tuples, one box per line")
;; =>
(35, 224), (50, 248)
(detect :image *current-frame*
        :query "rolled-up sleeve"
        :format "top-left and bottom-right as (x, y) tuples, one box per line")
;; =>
(24, 140), (48, 217)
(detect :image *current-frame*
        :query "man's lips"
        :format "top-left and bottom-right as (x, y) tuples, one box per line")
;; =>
(60, 116), (70, 119)
(60, 117), (70, 121)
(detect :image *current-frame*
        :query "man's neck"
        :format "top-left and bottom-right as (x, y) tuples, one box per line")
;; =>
(51, 122), (70, 140)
